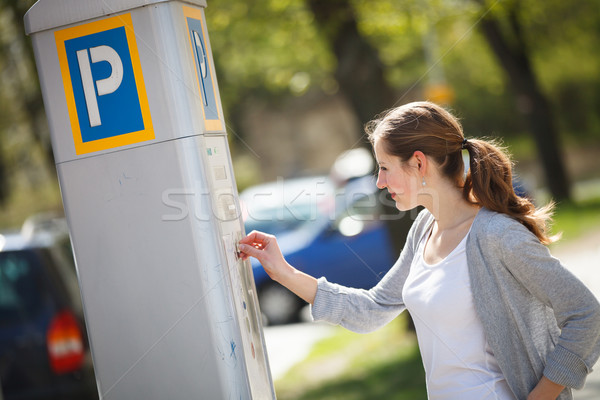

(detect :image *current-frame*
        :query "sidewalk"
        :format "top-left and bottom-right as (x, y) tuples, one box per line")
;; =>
(264, 322), (335, 381)
(552, 229), (600, 399)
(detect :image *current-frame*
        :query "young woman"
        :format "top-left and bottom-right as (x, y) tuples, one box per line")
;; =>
(238, 101), (600, 400)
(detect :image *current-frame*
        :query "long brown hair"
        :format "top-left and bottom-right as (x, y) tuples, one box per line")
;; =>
(366, 101), (557, 244)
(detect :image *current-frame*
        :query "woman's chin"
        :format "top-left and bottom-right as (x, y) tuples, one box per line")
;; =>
(394, 200), (419, 212)
(394, 202), (410, 212)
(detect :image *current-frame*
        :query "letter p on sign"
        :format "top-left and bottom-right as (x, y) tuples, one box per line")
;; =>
(77, 45), (124, 127)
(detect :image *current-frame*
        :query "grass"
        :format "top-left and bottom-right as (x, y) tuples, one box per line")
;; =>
(274, 194), (600, 400)
(551, 196), (600, 243)
(275, 315), (426, 400)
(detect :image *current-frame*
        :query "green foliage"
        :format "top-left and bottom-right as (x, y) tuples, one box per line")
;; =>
(0, 0), (599, 224)
(0, 0), (52, 211)
(0, 174), (61, 229)
(206, 0), (600, 142)
(205, 0), (334, 110)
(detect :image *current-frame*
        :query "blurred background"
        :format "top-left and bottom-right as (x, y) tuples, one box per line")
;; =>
(2, 0), (600, 224)
(1, 0), (600, 399)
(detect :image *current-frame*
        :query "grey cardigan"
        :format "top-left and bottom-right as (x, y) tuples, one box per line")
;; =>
(311, 208), (600, 399)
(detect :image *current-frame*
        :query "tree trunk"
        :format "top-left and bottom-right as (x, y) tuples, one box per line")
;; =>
(3, 0), (56, 171)
(306, 0), (415, 274)
(306, 0), (397, 128)
(478, 5), (571, 201)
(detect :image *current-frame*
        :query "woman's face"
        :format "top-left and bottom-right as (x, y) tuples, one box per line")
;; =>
(374, 138), (421, 211)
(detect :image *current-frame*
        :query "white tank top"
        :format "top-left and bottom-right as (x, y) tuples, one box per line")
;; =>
(402, 225), (516, 400)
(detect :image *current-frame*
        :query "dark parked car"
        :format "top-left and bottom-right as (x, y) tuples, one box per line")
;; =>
(241, 175), (401, 325)
(0, 216), (97, 400)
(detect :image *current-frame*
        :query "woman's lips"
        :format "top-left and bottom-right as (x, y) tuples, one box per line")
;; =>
(390, 192), (396, 199)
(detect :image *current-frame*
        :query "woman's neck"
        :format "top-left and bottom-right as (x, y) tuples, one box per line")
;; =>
(420, 180), (480, 231)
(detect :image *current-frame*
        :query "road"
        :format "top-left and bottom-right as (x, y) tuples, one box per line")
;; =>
(263, 229), (600, 397)
(553, 230), (600, 399)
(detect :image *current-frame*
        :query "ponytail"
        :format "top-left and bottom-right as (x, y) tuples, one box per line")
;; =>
(367, 101), (558, 245)
(462, 139), (557, 244)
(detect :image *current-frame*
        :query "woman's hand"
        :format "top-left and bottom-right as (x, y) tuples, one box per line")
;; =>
(238, 230), (291, 282)
(239, 231), (318, 304)
(527, 376), (565, 400)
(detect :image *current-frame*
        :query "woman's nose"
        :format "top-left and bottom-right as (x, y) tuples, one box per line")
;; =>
(376, 173), (386, 189)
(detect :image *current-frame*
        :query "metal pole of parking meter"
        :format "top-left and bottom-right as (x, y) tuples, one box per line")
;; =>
(25, 1), (275, 398)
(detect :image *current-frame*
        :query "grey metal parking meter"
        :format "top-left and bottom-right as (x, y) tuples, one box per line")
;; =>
(24, 1), (275, 398)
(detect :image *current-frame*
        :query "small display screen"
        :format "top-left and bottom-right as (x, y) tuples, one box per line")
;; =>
(213, 165), (227, 181)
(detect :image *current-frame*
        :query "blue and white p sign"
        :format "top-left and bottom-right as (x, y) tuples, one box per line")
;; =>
(55, 14), (154, 155)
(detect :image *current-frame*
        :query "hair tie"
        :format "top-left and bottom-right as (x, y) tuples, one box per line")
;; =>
(461, 138), (469, 150)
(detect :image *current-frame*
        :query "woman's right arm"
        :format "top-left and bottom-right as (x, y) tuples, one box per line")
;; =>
(239, 210), (429, 332)
(312, 211), (433, 332)
(239, 229), (411, 332)
(310, 229), (417, 333)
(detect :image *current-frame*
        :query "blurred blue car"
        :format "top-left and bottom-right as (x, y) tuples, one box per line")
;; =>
(241, 175), (399, 325)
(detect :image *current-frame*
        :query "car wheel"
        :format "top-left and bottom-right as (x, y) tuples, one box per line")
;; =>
(258, 282), (303, 326)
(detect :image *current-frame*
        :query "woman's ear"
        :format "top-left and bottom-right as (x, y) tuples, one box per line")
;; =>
(413, 151), (427, 174)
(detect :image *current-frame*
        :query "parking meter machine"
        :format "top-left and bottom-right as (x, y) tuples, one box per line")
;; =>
(25, 1), (275, 399)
